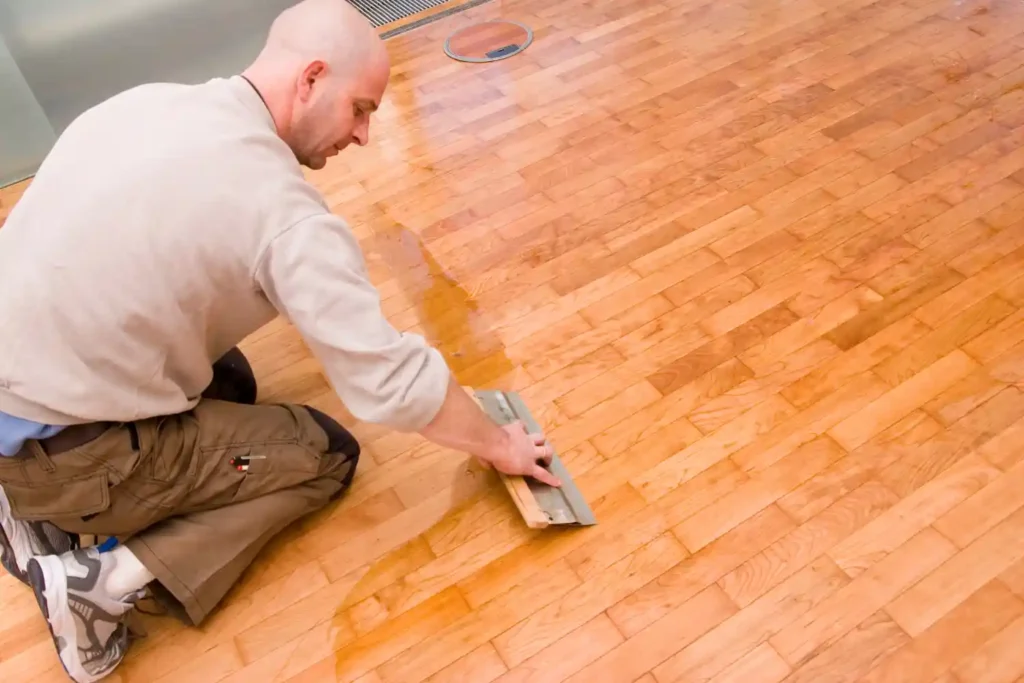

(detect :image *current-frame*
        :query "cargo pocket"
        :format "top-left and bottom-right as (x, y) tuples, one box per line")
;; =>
(229, 441), (324, 503)
(1, 472), (110, 522)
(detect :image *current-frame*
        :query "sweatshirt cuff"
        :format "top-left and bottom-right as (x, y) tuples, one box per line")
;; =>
(392, 344), (451, 432)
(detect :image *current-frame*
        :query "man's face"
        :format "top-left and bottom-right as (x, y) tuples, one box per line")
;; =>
(288, 56), (388, 170)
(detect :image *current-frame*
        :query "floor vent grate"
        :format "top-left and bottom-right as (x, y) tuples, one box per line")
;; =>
(348, 0), (498, 38)
(348, 0), (451, 27)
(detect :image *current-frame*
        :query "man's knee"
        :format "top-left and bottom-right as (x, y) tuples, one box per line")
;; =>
(304, 406), (360, 457)
(204, 347), (258, 404)
(303, 405), (360, 488)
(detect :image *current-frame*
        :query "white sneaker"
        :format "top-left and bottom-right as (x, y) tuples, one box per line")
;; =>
(0, 484), (77, 584)
(27, 547), (143, 683)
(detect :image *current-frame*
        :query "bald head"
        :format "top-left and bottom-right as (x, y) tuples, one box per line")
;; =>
(261, 0), (384, 71)
(243, 0), (390, 169)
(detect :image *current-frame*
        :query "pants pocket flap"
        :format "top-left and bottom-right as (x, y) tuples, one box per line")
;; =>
(2, 473), (110, 521)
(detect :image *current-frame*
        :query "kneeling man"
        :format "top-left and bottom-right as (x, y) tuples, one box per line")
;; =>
(0, 1), (557, 681)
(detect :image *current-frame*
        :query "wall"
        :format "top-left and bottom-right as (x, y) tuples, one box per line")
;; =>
(0, 0), (299, 187)
(0, 34), (56, 187)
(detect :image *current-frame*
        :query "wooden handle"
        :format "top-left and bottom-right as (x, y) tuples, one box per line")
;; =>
(464, 386), (550, 529)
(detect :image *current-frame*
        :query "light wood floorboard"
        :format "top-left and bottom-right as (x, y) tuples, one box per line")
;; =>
(3, 0), (1024, 680)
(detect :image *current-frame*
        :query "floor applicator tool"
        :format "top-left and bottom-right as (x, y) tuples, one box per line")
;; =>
(470, 388), (597, 529)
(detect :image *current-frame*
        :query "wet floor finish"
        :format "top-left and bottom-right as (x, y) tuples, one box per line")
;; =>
(4, 0), (1024, 680)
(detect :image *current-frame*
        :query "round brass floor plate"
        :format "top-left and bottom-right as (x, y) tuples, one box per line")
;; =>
(444, 19), (533, 63)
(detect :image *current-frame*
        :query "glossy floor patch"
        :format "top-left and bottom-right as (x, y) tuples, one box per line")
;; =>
(4, 0), (1024, 680)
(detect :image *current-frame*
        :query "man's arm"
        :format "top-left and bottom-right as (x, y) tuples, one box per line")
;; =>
(253, 213), (559, 485)
(255, 213), (449, 429)
(419, 375), (561, 486)
(418, 372), (509, 456)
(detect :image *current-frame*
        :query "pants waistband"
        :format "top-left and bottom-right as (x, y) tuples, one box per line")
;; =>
(31, 422), (113, 457)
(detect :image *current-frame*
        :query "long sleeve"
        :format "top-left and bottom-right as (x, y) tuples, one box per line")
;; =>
(253, 213), (451, 431)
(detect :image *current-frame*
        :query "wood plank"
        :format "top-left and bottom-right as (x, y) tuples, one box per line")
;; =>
(5, 1), (1024, 681)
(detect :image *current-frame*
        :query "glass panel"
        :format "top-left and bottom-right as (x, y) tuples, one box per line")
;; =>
(0, 34), (56, 187)
(0, 0), (298, 186)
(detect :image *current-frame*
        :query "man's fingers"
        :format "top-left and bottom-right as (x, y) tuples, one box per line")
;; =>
(530, 434), (553, 461)
(532, 464), (562, 487)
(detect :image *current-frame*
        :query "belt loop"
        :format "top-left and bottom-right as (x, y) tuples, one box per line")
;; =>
(28, 440), (56, 473)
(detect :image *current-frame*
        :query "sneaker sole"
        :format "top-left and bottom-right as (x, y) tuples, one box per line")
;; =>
(0, 525), (28, 584)
(0, 489), (29, 584)
(28, 555), (95, 683)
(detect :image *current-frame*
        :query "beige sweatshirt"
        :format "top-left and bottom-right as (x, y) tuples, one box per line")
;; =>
(0, 75), (451, 431)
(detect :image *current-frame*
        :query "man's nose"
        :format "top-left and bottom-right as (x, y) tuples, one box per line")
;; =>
(354, 121), (370, 146)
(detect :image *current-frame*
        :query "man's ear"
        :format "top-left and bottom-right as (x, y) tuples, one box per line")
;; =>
(297, 60), (327, 101)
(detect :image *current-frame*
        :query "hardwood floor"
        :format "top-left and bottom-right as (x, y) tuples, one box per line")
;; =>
(3, 0), (1024, 679)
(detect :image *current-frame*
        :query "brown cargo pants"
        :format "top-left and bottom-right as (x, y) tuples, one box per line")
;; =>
(0, 348), (359, 626)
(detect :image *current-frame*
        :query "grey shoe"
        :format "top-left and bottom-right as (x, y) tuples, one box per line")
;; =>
(0, 484), (77, 584)
(27, 547), (143, 683)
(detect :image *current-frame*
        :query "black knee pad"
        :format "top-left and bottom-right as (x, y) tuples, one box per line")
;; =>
(303, 406), (360, 501)
(206, 347), (258, 404)
(303, 406), (361, 460)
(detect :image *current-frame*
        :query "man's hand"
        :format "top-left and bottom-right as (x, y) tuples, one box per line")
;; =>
(418, 373), (562, 487)
(479, 421), (562, 488)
